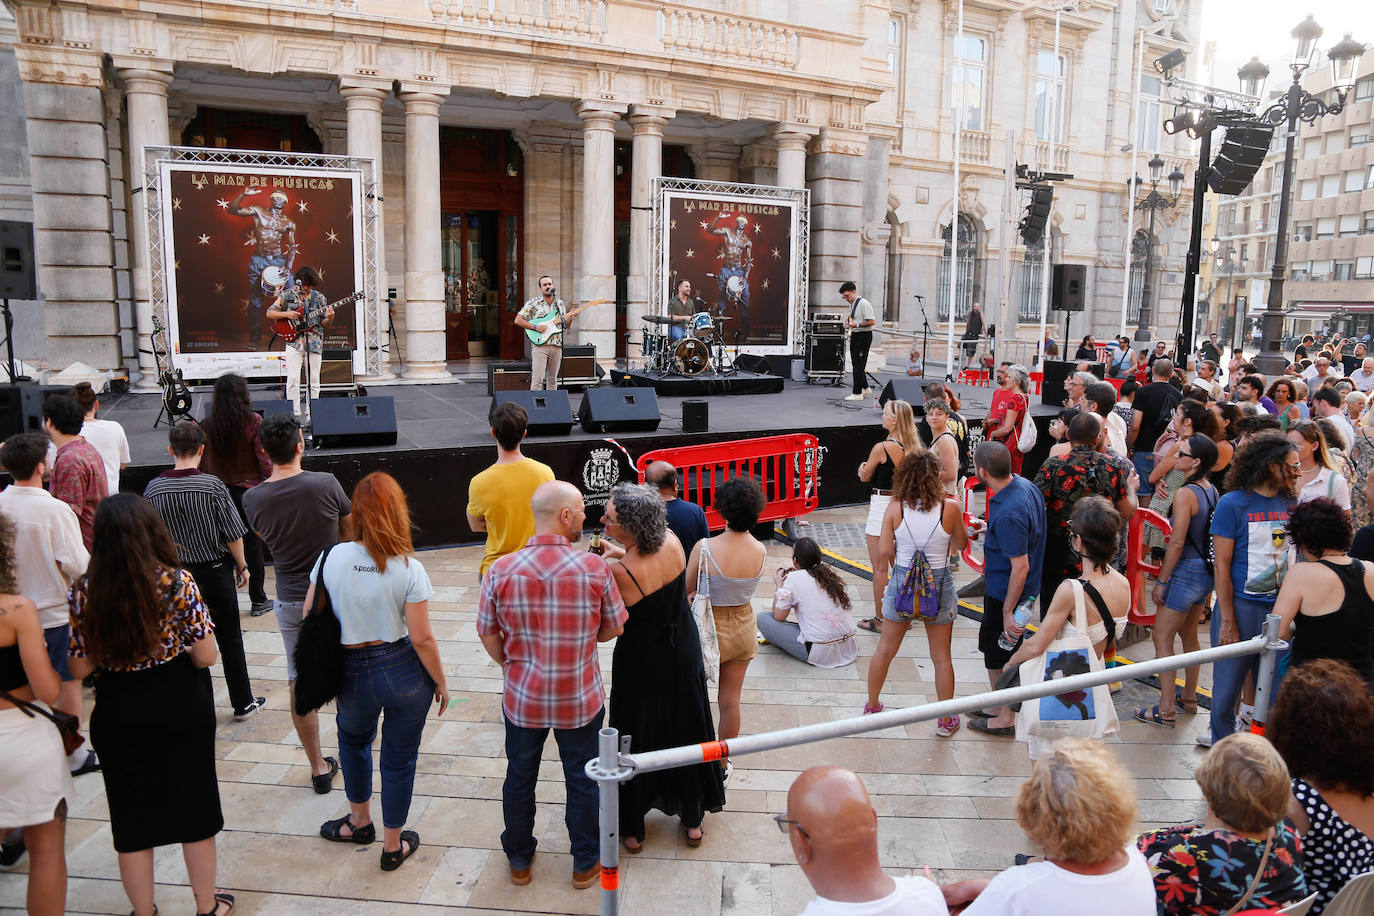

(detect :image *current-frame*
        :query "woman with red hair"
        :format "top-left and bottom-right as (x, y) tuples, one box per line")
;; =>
(308, 472), (448, 872)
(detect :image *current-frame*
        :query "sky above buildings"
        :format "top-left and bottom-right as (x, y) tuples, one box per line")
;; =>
(1200, 0), (1374, 90)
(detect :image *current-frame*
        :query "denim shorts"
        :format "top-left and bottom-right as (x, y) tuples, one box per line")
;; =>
(1160, 556), (1214, 612)
(881, 564), (956, 625)
(43, 623), (72, 681)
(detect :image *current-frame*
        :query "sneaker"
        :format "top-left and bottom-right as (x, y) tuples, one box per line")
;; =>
(249, 600), (273, 617)
(936, 715), (961, 738)
(1195, 732), (1214, 748)
(722, 760), (733, 785)
(844, 393), (865, 401)
(233, 696), (267, 721)
(1236, 709), (1254, 732)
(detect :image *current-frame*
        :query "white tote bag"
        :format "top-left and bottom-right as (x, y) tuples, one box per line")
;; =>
(1017, 399), (1038, 453)
(1015, 579), (1119, 758)
(692, 540), (721, 684)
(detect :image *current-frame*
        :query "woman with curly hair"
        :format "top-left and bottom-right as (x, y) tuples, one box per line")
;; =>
(199, 373), (273, 616)
(1268, 659), (1374, 912)
(1205, 431), (1298, 749)
(856, 398), (923, 634)
(1272, 498), (1374, 687)
(868, 450), (967, 734)
(604, 483), (724, 851)
(1267, 378), (1302, 431)
(762, 537), (857, 668)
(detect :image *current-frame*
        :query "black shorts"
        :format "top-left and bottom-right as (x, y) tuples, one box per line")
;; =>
(978, 594), (1023, 671)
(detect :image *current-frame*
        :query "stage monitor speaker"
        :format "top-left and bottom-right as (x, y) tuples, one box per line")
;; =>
(0, 221), (36, 301)
(251, 398), (294, 421)
(487, 361), (532, 395)
(309, 396), (397, 448)
(490, 389), (575, 436)
(1040, 359), (1104, 406)
(878, 378), (928, 412)
(805, 335), (845, 374)
(578, 388), (661, 433)
(1052, 265), (1087, 312)
(734, 354), (769, 374)
(1208, 123), (1274, 196)
(764, 354), (795, 377)
(683, 399), (708, 433)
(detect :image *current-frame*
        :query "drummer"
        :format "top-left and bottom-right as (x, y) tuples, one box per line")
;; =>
(667, 279), (697, 341)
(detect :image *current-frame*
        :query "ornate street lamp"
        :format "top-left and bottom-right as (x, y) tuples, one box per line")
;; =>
(1131, 155), (1185, 341)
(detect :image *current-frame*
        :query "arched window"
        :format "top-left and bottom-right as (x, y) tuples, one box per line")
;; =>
(1129, 229), (1152, 324)
(938, 215), (976, 321)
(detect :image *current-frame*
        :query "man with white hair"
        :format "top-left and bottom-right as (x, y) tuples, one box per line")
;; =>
(1349, 357), (1374, 393)
(1064, 371), (1095, 410)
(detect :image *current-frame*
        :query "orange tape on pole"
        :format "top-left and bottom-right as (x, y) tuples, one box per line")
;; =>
(600, 865), (619, 890)
(699, 740), (728, 762)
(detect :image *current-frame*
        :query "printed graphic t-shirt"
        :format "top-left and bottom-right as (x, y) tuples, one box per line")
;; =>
(1210, 489), (1295, 603)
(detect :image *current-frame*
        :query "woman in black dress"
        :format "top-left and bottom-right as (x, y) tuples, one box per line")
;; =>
(67, 495), (233, 916)
(603, 482), (725, 851)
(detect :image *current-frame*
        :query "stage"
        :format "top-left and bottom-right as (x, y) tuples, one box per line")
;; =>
(608, 367), (785, 397)
(99, 366), (1060, 549)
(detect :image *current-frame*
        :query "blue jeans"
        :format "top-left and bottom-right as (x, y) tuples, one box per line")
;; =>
(1210, 595), (1287, 745)
(1132, 451), (1155, 499)
(335, 638), (434, 830)
(501, 707), (603, 872)
(669, 324), (686, 342)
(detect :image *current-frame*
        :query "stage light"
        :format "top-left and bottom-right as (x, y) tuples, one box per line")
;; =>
(1019, 185), (1053, 245)
(1154, 49), (1186, 75)
(1238, 57), (1270, 98)
(1163, 109), (1195, 135)
(1329, 34), (1368, 91)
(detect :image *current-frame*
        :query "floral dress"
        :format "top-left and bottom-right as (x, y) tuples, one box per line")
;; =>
(1349, 427), (1374, 530)
(1137, 822), (1306, 915)
(988, 388), (1028, 475)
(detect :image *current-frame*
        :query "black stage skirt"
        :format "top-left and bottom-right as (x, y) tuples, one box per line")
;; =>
(91, 652), (223, 853)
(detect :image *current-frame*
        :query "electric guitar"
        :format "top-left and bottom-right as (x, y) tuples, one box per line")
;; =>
(274, 291), (364, 343)
(524, 298), (606, 346)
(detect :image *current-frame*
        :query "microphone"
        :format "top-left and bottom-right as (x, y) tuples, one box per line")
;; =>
(549, 287), (557, 297)
(914, 294), (925, 302)
(705, 273), (718, 278)
(694, 297), (706, 304)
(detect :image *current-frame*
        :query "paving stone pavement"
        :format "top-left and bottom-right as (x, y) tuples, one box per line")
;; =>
(0, 505), (1216, 916)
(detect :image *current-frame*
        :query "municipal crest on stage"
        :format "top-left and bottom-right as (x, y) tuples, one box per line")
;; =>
(582, 447), (621, 495)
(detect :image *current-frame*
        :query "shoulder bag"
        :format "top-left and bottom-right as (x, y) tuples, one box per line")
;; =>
(0, 688), (83, 755)
(1017, 397), (1038, 453)
(692, 540), (721, 684)
(292, 542), (345, 715)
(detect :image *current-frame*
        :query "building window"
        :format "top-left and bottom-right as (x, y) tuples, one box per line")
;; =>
(1138, 75), (1162, 152)
(950, 35), (987, 131)
(1035, 52), (1068, 142)
(1317, 217), (1336, 239)
(1295, 224), (1314, 242)
(1325, 132), (1345, 155)
(1348, 171), (1366, 193)
(1300, 179), (1318, 200)
(1353, 129), (1372, 147)
(1335, 261), (1355, 281)
(1358, 256), (1374, 278)
(1303, 138), (1322, 159)
(1367, 164), (1374, 189)
(938, 215), (977, 321)
(1356, 76), (1374, 101)
(1128, 230), (1151, 324)
(1018, 239), (1048, 322)
(1311, 259), (1332, 280)
(1365, 212), (1374, 234)
(1340, 214), (1361, 237)
(1321, 174), (1340, 197)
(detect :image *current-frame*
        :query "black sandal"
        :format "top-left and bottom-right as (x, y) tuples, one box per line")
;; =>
(195, 892), (233, 916)
(380, 830), (420, 871)
(312, 757), (339, 795)
(857, 616), (882, 633)
(320, 814), (376, 844)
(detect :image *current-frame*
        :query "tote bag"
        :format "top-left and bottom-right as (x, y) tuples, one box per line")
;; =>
(1015, 579), (1119, 758)
(692, 540), (722, 683)
(1017, 398), (1038, 453)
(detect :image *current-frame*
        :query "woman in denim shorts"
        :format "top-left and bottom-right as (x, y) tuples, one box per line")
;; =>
(1136, 434), (1220, 727)
(868, 451), (968, 736)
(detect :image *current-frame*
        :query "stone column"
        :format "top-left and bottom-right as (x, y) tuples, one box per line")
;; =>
(340, 80), (393, 380)
(399, 87), (450, 380)
(115, 63), (172, 389)
(575, 101), (626, 360)
(807, 129), (868, 311)
(691, 139), (741, 182)
(861, 135), (892, 318)
(772, 126), (813, 190)
(627, 105), (673, 355)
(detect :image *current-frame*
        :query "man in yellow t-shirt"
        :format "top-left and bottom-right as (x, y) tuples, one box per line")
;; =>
(467, 402), (556, 577)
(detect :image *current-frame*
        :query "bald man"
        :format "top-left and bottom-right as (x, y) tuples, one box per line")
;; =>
(644, 459), (709, 552)
(477, 480), (628, 890)
(786, 767), (946, 914)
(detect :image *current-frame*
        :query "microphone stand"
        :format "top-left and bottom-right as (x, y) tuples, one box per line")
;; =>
(914, 294), (932, 379)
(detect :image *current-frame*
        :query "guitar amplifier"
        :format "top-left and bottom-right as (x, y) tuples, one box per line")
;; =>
(558, 345), (599, 388)
(318, 349), (354, 395)
(488, 362), (533, 395)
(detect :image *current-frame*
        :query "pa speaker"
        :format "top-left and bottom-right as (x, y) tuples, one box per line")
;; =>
(578, 388), (661, 433)
(1209, 123), (1274, 196)
(1052, 265), (1087, 312)
(18, 384), (69, 433)
(1019, 186), (1053, 245)
(0, 221), (36, 301)
(309, 396), (397, 448)
(0, 384), (24, 438)
(734, 354), (769, 374)
(683, 399), (708, 433)
(251, 398), (294, 420)
(878, 378), (927, 412)
(805, 335), (845, 373)
(1040, 359), (1104, 406)
(490, 389), (575, 436)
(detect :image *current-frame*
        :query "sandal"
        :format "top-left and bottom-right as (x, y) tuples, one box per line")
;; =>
(320, 814), (376, 844)
(622, 836), (644, 854)
(196, 893), (233, 916)
(380, 830), (420, 871)
(1133, 704), (1176, 728)
(1176, 693), (1199, 714)
(857, 617), (882, 633)
(683, 825), (704, 848)
(312, 757), (339, 795)
(863, 701), (884, 714)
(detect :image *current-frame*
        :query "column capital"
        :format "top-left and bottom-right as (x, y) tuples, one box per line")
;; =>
(770, 123), (818, 149)
(397, 84), (450, 109)
(576, 99), (628, 129)
(338, 77), (391, 106)
(628, 103), (676, 132)
(111, 59), (174, 89)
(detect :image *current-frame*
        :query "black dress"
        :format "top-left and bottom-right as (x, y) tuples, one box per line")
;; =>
(1291, 559), (1374, 688)
(609, 567), (726, 840)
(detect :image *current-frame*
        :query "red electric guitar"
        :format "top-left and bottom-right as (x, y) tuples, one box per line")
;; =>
(274, 290), (364, 343)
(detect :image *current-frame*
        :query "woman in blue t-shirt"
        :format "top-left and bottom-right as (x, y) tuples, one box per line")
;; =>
(1205, 431), (1298, 749)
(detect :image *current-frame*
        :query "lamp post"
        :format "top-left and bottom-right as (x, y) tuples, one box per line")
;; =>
(1212, 239), (1240, 351)
(1249, 17), (1367, 378)
(1131, 154), (1185, 342)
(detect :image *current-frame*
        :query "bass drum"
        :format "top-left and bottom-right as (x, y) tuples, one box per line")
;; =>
(671, 338), (711, 376)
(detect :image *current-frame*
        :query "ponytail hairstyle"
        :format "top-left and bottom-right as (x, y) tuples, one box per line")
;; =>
(792, 537), (851, 610)
(1183, 434), (1218, 486)
(1178, 398), (1221, 440)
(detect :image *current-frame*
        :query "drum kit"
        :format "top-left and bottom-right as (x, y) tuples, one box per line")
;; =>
(641, 311), (736, 376)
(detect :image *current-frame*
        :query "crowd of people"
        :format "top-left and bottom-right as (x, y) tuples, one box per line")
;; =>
(2, 338), (1374, 915)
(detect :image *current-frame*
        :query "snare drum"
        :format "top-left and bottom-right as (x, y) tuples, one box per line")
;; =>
(672, 338), (711, 376)
(689, 311), (715, 341)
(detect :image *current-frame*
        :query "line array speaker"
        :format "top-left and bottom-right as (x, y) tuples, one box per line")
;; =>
(1208, 123), (1274, 196)
(0, 221), (36, 301)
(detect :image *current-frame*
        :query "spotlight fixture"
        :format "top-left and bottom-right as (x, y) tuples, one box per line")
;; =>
(1163, 109), (1195, 135)
(1154, 49), (1187, 75)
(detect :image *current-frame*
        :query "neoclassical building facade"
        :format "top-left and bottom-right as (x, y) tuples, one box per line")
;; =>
(1, 0), (1199, 381)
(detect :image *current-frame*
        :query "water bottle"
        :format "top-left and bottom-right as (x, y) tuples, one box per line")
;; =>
(996, 594), (1037, 651)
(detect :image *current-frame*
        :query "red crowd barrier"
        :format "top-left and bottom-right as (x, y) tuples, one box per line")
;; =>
(960, 476), (985, 574)
(1126, 508), (1171, 626)
(636, 434), (823, 531)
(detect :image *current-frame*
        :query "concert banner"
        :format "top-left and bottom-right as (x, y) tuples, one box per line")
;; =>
(156, 161), (365, 378)
(659, 186), (803, 352)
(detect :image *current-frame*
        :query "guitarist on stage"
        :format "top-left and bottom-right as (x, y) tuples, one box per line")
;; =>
(266, 266), (334, 420)
(514, 275), (574, 391)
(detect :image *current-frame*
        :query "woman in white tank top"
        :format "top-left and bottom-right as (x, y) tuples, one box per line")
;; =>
(869, 451), (968, 737)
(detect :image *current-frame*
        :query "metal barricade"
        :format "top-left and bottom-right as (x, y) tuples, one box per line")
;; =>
(636, 434), (823, 531)
(1126, 508), (1171, 626)
(585, 619), (1289, 915)
(960, 476), (985, 573)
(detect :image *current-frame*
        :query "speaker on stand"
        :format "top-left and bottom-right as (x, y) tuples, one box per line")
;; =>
(0, 221), (37, 384)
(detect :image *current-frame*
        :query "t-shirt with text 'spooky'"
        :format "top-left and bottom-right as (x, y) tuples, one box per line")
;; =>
(1210, 490), (1295, 602)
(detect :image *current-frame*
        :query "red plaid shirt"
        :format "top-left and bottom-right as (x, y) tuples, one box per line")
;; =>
(477, 534), (628, 729)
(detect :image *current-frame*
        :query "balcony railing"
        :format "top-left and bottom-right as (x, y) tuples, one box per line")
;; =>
(426, 0), (607, 38)
(659, 7), (798, 69)
(1032, 141), (1069, 172)
(960, 130), (990, 164)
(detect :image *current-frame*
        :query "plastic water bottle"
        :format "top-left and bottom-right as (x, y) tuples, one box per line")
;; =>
(996, 595), (1037, 651)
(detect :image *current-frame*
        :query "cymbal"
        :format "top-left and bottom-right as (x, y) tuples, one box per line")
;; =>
(642, 315), (676, 325)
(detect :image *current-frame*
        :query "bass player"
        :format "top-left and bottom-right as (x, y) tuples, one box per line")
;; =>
(515, 275), (575, 391)
(266, 265), (334, 421)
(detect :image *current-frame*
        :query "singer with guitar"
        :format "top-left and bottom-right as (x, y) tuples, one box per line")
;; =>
(266, 266), (334, 420)
(515, 276), (605, 391)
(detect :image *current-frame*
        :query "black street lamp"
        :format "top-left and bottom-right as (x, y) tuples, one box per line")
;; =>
(1250, 17), (1367, 378)
(1211, 236), (1240, 349)
(1130, 155), (1185, 342)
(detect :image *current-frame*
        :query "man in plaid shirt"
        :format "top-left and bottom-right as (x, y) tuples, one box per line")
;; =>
(478, 480), (627, 889)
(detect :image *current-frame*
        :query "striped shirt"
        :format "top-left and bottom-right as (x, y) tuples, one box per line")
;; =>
(143, 468), (248, 565)
(477, 534), (627, 729)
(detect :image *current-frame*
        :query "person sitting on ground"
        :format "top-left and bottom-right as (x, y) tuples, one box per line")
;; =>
(942, 739), (1156, 915)
(763, 537), (858, 669)
(1267, 659), (1374, 912)
(905, 345), (923, 377)
(643, 460), (709, 554)
(1138, 733), (1307, 915)
(786, 766), (947, 915)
